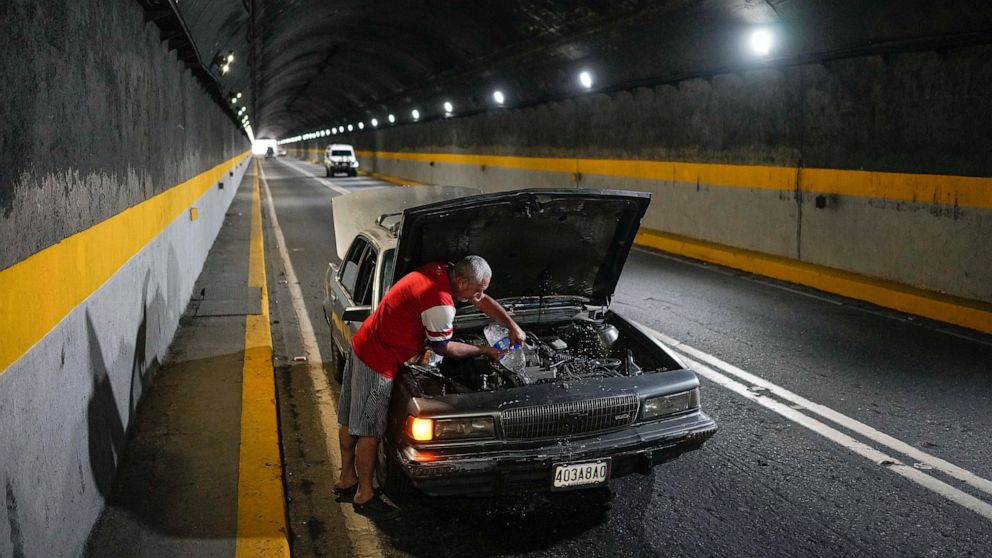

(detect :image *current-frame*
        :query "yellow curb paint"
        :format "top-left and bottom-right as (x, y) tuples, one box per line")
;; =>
(635, 229), (992, 336)
(355, 149), (992, 208)
(0, 152), (250, 376)
(236, 163), (290, 558)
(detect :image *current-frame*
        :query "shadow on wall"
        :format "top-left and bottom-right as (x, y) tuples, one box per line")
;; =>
(85, 310), (126, 497)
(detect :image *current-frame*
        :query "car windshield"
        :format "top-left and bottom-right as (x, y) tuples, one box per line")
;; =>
(331, 150), (352, 157)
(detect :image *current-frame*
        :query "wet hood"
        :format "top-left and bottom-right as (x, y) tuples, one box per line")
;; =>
(393, 189), (650, 305)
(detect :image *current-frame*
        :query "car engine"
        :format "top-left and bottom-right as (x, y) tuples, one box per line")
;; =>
(412, 319), (669, 394)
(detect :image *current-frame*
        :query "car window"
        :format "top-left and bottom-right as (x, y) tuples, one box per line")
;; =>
(331, 150), (352, 157)
(340, 237), (368, 297)
(379, 249), (395, 302)
(354, 248), (378, 306)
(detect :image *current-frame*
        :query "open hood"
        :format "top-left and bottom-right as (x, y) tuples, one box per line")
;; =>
(332, 186), (481, 260)
(393, 189), (650, 305)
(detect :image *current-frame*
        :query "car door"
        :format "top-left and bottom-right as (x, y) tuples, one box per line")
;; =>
(328, 235), (377, 352)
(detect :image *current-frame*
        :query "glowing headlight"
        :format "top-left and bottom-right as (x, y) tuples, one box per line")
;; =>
(641, 388), (700, 421)
(407, 416), (495, 441)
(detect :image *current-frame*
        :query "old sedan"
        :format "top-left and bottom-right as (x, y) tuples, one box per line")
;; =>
(322, 187), (717, 499)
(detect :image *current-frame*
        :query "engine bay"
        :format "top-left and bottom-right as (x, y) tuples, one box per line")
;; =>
(407, 318), (680, 395)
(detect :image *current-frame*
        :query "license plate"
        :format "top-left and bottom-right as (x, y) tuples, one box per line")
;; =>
(551, 459), (611, 490)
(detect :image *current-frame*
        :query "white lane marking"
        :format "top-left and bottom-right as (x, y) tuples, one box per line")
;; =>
(647, 325), (992, 499)
(258, 164), (384, 557)
(677, 352), (992, 522)
(638, 323), (992, 501)
(274, 157), (352, 195)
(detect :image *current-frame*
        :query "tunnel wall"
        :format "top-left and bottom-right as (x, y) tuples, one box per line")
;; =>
(291, 45), (992, 324)
(0, 2), (250, 557)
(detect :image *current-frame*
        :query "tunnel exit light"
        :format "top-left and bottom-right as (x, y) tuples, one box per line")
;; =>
(750, 30), (773, 55)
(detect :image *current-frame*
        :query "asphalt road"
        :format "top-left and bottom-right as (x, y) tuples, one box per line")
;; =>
(259, 156), (992, 557)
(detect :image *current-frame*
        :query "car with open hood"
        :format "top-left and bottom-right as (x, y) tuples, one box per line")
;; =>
(322, 187), (717, 498)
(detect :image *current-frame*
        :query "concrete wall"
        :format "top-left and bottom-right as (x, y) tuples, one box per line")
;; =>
(293, 45), (992, 305)
(0, 1), (249, 557)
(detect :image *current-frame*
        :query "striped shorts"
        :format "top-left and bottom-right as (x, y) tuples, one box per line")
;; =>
(338, 348), (394, 437)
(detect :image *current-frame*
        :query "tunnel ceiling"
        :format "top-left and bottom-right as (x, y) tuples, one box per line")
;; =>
(171, 0), (992, 140)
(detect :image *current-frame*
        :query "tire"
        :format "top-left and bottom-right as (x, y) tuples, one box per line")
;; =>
(329, 342), (345, 384)
(376, 442), (414, 506)
(325, 166), (331, 177)
(349, 169), (357, 177)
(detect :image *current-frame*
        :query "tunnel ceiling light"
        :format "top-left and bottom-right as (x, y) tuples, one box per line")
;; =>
(443, 101), (454, 114)
(579, 71), (593, 89)
(231, 96), (238, 104)
(371, 118), (378, 127)
(388, 114), (396, 124)
(221, 63), (230, 74)
(347, 124), (354, 131)
(358, 122), (365, 130)
(493, 90), (505, 105)
(324, 128), (330, 135)
(237, 92), (242, 99)
(750, 29), (773, 55)
(411, 109), (420, 121)
(227, 53), (235, 64)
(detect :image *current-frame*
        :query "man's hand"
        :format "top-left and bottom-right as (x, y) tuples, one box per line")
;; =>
(481, 346), (503, 363)
(508, 324), (526, 349)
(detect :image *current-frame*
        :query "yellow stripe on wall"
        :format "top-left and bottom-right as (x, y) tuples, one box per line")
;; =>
(355, 149), (992, 208)
(0, 152), (249, 375)
(235, 164), (290, 557)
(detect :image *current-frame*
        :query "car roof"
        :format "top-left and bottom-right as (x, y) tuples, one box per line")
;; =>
(326, 143), (354, 150)
(360, 225), (397, 250)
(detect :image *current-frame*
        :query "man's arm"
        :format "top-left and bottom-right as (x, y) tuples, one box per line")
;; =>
(473, 294), (526, 347)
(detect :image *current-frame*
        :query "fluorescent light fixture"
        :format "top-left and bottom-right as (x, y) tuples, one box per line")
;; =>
(443, 101), (453, 113)
(579, 71), (593, 89)
(411, 109), (420, 120)
(493, 90), (505, 105)
(237, 92), (242, 99)
(388, 114), (396, 123)
(231, 97), (237, 104)
(371, 118), (378, 127)
(358, 122), (365, 130)
(324, 129), (330, 135)
(347, 124), (353, 131)
(750, 29), (772, 55)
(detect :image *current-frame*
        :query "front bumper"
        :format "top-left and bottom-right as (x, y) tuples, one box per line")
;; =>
(390, 411), (717, 497)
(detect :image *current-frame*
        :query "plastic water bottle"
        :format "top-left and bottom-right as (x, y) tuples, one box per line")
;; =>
(483, 323), (525, 373)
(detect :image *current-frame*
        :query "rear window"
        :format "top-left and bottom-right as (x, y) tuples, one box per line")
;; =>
(331, 150), (352, 157)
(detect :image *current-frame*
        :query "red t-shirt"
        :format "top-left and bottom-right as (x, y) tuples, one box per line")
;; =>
(352, 262), (456, 378)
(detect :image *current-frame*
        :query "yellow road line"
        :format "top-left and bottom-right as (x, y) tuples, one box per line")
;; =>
(636, 228), (992, 335)
(236, 163), (290, 557)
(0, 152), (250, 375)
(355, 149), (992, 209)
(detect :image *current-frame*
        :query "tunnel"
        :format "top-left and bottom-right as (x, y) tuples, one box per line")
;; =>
(1, 1), (991, 557)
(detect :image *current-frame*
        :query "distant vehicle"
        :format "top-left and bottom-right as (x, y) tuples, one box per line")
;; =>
(265, 146), (275, 159)
(323, 187), (717, 500)
(278, 147), (287, 157)
(324, 143), (359, 177)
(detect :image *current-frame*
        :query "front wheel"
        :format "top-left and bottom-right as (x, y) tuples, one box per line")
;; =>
(348, 169), (357, 177)
(329, 342), (345, 383)
(325, 166), (332, 177)
(376, 443), (414, 506)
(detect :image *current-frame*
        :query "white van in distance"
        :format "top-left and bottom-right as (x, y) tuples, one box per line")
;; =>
(324, 144), (359, 177)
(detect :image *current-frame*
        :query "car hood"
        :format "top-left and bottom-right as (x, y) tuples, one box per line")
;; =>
(393, 189), (650, 304)
(331, 186), (482, 260)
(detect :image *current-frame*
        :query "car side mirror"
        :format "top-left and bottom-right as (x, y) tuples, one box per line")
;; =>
(342, 306), (371, 322)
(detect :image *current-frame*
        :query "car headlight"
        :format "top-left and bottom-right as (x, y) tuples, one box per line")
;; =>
(640, 388), (700, 421)
(405, 416), (495, 441)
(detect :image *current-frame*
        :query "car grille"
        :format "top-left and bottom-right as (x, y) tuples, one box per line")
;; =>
(501, 394), (639, 439)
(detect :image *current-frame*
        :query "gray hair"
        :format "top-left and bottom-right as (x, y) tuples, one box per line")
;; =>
(452, 255), (491, 284)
